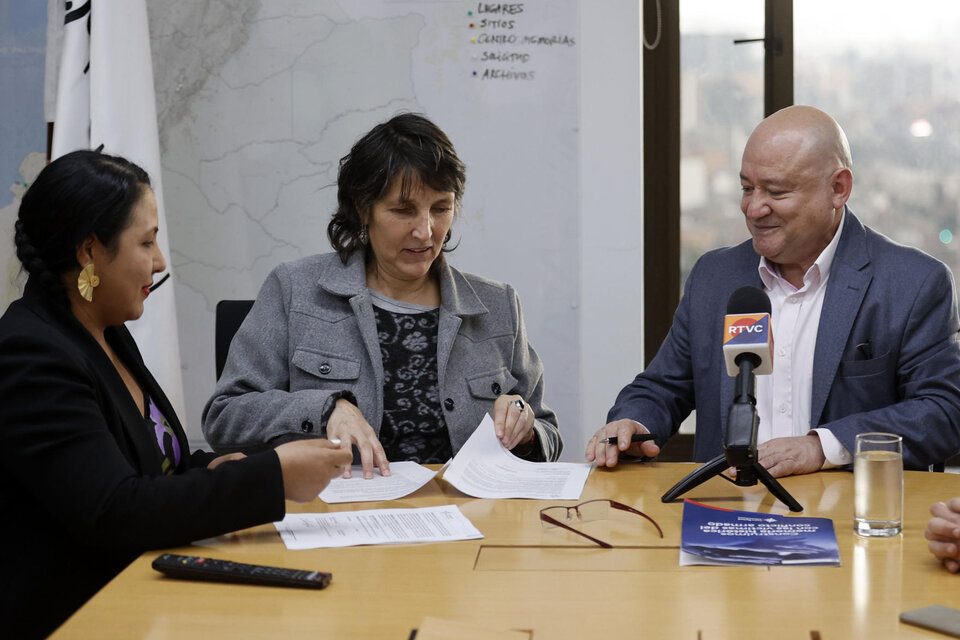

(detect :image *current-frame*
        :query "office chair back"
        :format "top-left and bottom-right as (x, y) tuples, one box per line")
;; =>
(215, 299), (255, 380)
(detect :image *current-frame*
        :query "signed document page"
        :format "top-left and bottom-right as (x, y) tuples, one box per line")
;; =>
(275, 505), (483, 550)
(443, 414), (592, 500)
(319, 461), (437, 504)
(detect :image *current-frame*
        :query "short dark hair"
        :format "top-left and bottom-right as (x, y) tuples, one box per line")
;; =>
(15, 149), (151, 305)
(327, 113), (466, 263)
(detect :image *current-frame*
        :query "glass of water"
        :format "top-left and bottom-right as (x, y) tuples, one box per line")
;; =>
(854, 432), (903, 537)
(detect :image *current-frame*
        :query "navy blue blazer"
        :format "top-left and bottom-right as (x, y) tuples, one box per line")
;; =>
(609, 209), (960, 468)
(0, 281), (285, 638)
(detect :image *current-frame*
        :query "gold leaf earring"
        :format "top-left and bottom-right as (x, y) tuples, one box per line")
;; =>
(77, 263), (100, 302)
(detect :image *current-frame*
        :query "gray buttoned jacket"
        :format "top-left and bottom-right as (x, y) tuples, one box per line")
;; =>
(202, 251), (562, 462)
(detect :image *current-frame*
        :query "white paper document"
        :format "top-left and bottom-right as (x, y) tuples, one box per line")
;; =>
(319, 461), (438, 503)
(274, 505), (483, 549)
(442, 414), (592, 500)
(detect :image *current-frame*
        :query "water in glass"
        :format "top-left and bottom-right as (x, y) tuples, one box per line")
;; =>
(854, 448), (902, 537)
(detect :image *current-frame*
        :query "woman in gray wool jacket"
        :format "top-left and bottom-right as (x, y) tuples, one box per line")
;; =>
(203, 113), (562, 478)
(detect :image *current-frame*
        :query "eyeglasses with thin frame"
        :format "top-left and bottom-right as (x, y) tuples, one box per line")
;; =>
(539, 499), (664, 549)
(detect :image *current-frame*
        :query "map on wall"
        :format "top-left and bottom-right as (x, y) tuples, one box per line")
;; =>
(147, 0), (581, 443)
(0, 1), (47, 307)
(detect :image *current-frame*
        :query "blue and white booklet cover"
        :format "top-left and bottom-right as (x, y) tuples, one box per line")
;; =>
(680, 500), (841, 567)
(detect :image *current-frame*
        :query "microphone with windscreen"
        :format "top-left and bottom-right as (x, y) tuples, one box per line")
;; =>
(722, 285), (773, 376)
(722, 286), (773, 467)
(661, 285), (802, 511)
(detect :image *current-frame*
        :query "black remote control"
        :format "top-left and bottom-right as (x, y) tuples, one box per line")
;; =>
(152, 553), (331, 589)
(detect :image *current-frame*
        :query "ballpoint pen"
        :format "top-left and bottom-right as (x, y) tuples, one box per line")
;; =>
(599, 433), (657, 445)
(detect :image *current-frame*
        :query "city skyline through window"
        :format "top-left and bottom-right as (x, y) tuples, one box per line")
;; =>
(680, 2), (960, 287)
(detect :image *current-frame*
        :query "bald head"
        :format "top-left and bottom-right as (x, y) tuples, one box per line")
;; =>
(747, 105), (852, 173)
(739, 105), (855, 288)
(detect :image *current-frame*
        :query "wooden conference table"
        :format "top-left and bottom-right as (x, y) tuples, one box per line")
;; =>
(53, 463), (960, 639)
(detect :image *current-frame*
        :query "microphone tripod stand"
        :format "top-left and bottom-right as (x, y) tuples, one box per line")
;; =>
(660, 360), (803, 512)
(660, 452), (803, 511)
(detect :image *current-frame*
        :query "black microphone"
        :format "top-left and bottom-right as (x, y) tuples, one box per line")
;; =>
(148, 273), (171, 292)
(722, 286), (773, 468)
(662, 285), (801, 510)
(722, 286), (773, 376)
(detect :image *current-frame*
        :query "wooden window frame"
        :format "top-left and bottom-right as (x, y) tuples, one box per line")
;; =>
(642, 0), (792, 460)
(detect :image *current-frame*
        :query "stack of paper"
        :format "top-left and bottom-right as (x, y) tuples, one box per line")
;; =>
(318, 414), (592, 503)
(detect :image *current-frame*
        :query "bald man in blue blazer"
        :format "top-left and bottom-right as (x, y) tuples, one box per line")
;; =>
(587, 106), (960, 477)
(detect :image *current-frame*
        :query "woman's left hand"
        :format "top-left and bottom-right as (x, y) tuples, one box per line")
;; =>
(494, 394), (536, 450)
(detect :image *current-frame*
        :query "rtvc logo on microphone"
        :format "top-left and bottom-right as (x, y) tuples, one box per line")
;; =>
(723, 314), (769, 346)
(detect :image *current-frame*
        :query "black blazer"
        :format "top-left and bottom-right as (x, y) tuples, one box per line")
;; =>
(0, 281), (285, 638)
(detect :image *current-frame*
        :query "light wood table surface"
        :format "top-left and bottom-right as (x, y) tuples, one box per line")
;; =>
(52, 463), (960, 639)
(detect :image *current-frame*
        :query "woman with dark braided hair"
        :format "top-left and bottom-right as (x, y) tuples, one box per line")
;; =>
(0, 150), (352, 638)
(203, 113), (562, 479)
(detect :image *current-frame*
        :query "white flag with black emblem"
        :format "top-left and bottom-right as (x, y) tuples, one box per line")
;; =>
(48, 0), (186, 426)
(50, 0), (90, 157)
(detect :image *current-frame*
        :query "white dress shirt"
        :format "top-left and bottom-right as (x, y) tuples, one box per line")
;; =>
(755, 211), (853, 467)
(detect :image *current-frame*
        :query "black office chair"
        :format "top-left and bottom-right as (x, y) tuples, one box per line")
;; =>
(215, 299), (255, 380)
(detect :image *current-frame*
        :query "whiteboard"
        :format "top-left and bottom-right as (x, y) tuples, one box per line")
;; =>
(146, 0), (643, 459)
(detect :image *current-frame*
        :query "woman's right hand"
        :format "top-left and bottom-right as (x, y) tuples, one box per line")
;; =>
(274, 439), (353, 502)
(326, 398), (390, 479)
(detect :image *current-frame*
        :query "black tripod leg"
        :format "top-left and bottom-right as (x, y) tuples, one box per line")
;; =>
(661, 454), (729, 503)
(752, 462), (804, 512)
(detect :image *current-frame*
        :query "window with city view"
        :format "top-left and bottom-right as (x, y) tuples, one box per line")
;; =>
(680, 1), (960, 289)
